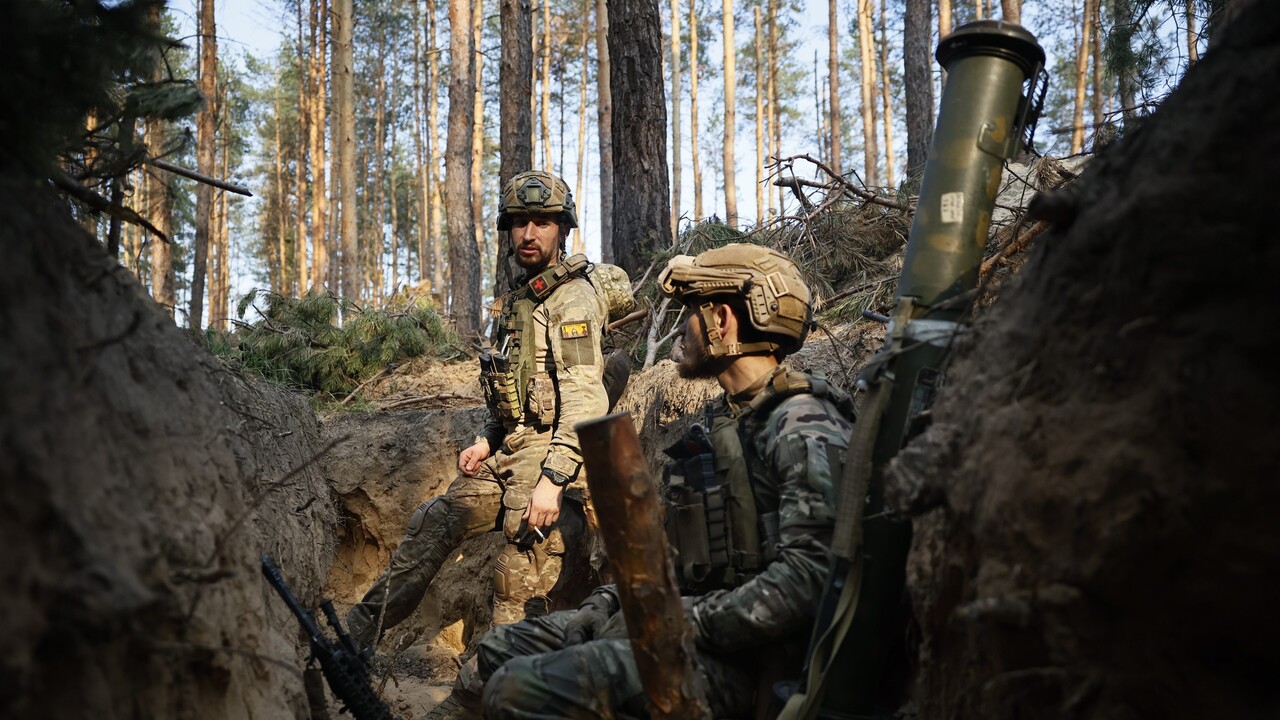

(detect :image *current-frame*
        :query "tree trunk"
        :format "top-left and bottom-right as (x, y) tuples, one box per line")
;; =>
(145, 4), (175, 315)
(447, 0), (480, 337)
(689, 0), (703, 222)
(334, 0), (357, 304)
(413, 0), (427, 286)
(1186, 0), (1199, 64)
(597, 0), (615, 260)
(828, 0), (843, 176)
(879, 0), (896, 187)
(762, 0), (773, 212)
(1001, 0), (1020, 24)
(574, 0), (590, 256)
(1091, 0), (1105, 130)
(308, 0), (329, 292)
(372, 34), (389, 304)
(903, 0), (932, 180)
(1071, 0), (1096, 154)
(858, 0), (880, 186)
(499, 0), (533, 291)
(190, 0), (217, 329)
(274, 73), (288, 296)
(754, 5), (765, 221)
(670, 0), (683, 238)
(722, 0), (737, 225)
(429, 0), (445, 295)
(294, 0), (310, 294)
(974, 0), (984, 20)
(472, 0), (486, 295)
(609, 0), (672, 275)
(938, 0), (952, 88)
(540, 0), (552, 170)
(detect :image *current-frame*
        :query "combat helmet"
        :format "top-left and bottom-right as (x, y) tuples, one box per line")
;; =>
(658, 243), (812, 358)
(496, 171), (578, 231)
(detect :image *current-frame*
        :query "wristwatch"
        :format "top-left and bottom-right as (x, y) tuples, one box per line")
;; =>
(540, 466), (572, 487)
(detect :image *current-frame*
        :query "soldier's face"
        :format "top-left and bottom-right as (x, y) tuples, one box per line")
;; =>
(511, 214), (562, 270)
(672, 311), (716, 379)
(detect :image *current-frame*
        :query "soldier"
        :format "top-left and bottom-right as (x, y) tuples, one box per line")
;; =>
(429, 243), (855, 718)
(347, 171), (610, 651)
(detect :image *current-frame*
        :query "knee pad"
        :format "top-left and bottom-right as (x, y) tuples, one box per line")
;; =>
(408, 497), (450, 536)
(493, 547), (517, 600)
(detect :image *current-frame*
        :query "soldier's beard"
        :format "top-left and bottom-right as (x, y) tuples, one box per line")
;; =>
(672, 332), (719, 379)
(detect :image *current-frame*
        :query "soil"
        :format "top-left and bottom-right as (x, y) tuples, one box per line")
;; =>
(887, 5), (1280, 718)
(0, 176), (337, 720)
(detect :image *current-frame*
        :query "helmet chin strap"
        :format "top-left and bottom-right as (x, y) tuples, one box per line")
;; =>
(699, 302), (780, 359)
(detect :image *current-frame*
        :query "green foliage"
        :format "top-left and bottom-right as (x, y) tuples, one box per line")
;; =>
(209, 290), (460, 399)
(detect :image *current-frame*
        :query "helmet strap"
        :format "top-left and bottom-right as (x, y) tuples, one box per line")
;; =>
(699, 301), (781, 359)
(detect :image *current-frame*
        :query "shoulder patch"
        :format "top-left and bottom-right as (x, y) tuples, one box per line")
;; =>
(561, 321), (590, 339)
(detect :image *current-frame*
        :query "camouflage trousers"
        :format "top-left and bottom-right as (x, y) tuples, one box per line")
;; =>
(347, 425), (592, 650)
(446, 610), (757, 719)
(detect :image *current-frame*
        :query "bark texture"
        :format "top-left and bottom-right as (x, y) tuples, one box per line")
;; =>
(597, 0), (614, 260)
(447, 0), (481, 337)
(499, 0), (534, 292)
(901, 0), (931, 178)
(191, 0), (216, 328)
(608, 0), (672, 276)
(334, 0), (357, 302)
(892, 6), (1280, 717)
(721, 0), (737, 224)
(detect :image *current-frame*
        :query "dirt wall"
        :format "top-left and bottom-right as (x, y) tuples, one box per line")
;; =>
(0, 178), (338, 720)
(888, 5), (1280, 718)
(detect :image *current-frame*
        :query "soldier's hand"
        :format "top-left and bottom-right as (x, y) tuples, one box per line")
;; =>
(458, 440), (491, 474)
(523, 475), (563, 529)
(564, 591), (616, 645)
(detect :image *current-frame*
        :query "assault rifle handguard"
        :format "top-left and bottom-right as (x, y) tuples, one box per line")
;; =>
(261, 555), (396, 720)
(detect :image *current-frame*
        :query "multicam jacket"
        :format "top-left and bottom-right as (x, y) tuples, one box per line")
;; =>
(478, 259), (609, 483)
(683, 364), (855, 652)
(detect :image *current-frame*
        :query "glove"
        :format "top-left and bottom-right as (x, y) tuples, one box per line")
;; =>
(563, 587), (619, 645)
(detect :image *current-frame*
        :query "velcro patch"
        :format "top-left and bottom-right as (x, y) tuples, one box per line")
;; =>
(560, 321), (590, 339)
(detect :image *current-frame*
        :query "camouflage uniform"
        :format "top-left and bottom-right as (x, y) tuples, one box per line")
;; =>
(448, 363), (853, 719)
(348, 265), (609, 648)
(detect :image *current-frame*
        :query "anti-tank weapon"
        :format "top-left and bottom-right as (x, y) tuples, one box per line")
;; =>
(778, 20), (1049, 720)
(261, 555), (396, 720)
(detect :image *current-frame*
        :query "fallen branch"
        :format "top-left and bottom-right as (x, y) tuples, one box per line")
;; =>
(980, 220), (1050, 277)
(341, 367), (392, 406)
(149, 157), (254, 196)
(775, 153), (909, 211)
(816, 275), (900, 310)
(607, 305), (650, 333)
(380, 392), (480, 410)
(52, 170), (167, 242)
(773, 176), (817, 211)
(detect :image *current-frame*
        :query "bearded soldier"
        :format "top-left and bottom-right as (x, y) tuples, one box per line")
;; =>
(347, 171), (610, 650)
(427, 243), (855, 718)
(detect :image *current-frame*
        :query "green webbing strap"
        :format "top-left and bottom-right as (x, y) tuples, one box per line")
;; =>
(709, 413), (762, 573)
(777, 378), (891, 720)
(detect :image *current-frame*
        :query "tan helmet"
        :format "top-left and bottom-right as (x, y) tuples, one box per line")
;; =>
(658, 243), (812, 358)
(496, 171), (578, 230)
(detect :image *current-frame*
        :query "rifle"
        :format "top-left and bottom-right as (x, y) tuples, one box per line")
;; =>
(261, 555), (396, 720)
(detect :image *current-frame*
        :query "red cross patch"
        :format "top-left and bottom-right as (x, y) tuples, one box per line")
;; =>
(532, 277), (548, 293)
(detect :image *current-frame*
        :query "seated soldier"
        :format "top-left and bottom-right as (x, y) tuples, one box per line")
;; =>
(427, 243), (855, 719)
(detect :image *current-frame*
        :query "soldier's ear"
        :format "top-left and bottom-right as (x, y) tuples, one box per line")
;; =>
(714, 303), (738, 341)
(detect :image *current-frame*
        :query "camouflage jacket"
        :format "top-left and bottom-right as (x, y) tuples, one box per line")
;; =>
(687, 364), (854, 652)
(478, 267), (609, 482)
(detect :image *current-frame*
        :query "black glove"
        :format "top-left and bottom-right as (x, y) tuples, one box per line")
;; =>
(563, 587), (619, 645)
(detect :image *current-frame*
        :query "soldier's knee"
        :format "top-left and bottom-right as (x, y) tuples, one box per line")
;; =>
(492, 546), (518, 601)
(407, 496), (452, 536)
(481, 665), (521, 719)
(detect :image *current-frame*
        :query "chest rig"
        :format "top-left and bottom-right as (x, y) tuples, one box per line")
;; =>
(662, 368), (855, 593)
(479, 254), (590, 426)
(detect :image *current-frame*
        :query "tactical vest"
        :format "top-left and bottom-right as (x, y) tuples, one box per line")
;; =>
(662, 368), (856, 594)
